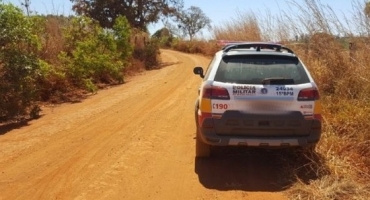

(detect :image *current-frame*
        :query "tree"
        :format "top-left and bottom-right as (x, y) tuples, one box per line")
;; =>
(0, 3), (43, 120)
(175, 6), (211, 40)
(152, 27), (173, 47)
(365, 1), (370, 18)
(70, 0), (183, 30)
(21, 0), (31, 16)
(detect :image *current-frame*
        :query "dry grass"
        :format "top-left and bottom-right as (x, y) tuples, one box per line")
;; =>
(40, 15), (66, 65)
(171, 39), (219, 56)
(123, 58), (146, 76)
(213, 10), (262, 41)
(288, 175), (370, 200)
(264, 1), (370, 199)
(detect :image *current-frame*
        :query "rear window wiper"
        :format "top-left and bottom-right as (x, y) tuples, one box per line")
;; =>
(262, 77), (295, 85)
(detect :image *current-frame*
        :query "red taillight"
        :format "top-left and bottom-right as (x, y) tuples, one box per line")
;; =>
(203, 86), (230, 100)
(297, 88), (320, 101)
(314, 114), (322, 121)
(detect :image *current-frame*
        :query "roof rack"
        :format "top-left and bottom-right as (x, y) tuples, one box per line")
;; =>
(217, 40), (247, 46)
(222, 42), (295, 54)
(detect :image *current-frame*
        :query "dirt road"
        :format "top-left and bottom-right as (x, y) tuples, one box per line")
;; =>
(0, 50), (289, 200)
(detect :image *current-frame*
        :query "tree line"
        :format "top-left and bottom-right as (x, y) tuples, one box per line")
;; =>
(0, 0), (211, 121)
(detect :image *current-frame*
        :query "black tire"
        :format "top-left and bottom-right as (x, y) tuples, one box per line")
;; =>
(195, 99), (211, 158)
(196, 129), (211, 158)
(194, 100), (199, 126)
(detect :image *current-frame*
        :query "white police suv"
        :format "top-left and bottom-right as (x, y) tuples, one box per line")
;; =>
(193, 42), (322, 157)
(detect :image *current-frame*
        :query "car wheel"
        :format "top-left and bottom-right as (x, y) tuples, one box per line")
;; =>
(196, 129), (211, 158)
(194, 100), (199, 126)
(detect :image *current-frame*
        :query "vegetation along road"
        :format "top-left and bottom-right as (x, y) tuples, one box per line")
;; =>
(0, 50), (289, 200)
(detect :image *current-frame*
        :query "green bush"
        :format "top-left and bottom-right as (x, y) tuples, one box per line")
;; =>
(0, 3), (43, 120)
(59, 16), (132, 91)
(113, 16), (133, 62)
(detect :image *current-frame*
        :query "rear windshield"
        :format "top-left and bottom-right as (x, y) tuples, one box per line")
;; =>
(214, 55), (310, 85)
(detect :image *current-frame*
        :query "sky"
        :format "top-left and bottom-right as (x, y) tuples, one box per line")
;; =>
(3, 0), (363, 37)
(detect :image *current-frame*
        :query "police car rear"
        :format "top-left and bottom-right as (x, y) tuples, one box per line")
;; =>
(194, 42), (322, 157)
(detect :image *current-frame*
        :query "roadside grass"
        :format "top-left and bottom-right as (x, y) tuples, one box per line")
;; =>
(285, 37), (370, 197)
(267, 1), (370, 199)
(171, 39), (219, 56)
(212, 10), (262, 42)
(40, 15), (66, 66)
(173, 0), (370, 198)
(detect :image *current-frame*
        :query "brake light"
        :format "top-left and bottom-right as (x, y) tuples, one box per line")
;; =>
(314, 114), (322, 121)
(297, 88), (320, 101)
(203, 86), (230, 100)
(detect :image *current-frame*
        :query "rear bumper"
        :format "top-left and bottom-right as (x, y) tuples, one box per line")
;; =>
(197, 131), (321, 147)
(197, 111), (321, 147)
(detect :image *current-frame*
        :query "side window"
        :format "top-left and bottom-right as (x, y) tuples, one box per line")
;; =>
(203, 57), (217, 80)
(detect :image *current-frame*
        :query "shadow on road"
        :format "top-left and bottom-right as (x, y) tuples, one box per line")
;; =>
(195, 147), (329, 192)
(0, 118), (35, 136)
